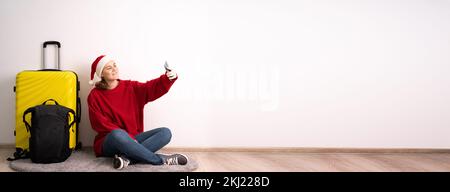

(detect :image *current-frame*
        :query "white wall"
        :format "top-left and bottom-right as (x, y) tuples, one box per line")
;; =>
(1, 0), (449, 148)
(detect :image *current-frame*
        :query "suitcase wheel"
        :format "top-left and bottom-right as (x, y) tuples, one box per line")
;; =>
(76, 142), (82, 150)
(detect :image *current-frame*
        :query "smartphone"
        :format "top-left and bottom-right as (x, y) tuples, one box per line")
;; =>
(164, 61), (172, 72)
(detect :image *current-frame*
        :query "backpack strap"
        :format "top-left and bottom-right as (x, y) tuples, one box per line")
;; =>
(67, 108), (76, 131)
(7, 148), (29, 161)
(22, 107), (34, 132)
(10, 106), (36, 161)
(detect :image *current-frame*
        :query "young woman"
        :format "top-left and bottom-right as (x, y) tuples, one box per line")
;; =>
(87, 55), (187, 169)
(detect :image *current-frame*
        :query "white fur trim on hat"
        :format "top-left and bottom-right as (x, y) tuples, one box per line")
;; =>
(95, 56), (112, 80)
(89, 56), (115, 87)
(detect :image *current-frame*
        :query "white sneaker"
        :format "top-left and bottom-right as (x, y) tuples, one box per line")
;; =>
(159, 153), (188, 165)
(113, 154), (131, 170)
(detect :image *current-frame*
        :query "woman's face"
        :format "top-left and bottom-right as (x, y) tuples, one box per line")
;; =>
(101, 61), (119, 81)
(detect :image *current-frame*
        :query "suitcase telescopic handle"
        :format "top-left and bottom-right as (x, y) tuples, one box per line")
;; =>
(43, 41), (61, 48)
(43, 41), (61, 70)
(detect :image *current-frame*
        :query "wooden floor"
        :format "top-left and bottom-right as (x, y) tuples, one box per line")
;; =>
(1, 148), (450, 172)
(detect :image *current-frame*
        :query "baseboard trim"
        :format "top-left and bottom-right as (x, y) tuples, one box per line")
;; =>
(1, 144), (449, 153)
(0, 144), (14, 149)
(164, 147), (450, 153)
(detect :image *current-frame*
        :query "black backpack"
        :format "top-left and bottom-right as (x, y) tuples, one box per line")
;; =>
(22, 99), (76, 163)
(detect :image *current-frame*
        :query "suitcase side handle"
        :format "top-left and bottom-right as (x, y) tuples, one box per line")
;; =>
(76, 97), (81, 123)
(43, 41), (61, 70)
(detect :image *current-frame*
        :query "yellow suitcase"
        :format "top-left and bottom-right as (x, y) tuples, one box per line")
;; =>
(12, 41), (81, 159)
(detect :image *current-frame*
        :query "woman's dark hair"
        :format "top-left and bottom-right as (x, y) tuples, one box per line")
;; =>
(95, 77), (109, 90)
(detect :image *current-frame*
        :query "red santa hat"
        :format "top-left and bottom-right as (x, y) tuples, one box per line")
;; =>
(89, 55), (113, 85)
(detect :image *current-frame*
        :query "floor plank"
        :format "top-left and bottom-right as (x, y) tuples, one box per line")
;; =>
(1, 148), (450, 172)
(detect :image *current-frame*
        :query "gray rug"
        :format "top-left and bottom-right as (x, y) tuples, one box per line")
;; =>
(9, 149), (198, 172)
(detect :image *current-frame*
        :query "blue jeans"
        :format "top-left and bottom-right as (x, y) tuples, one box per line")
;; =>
(102, 127), (172, 165)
